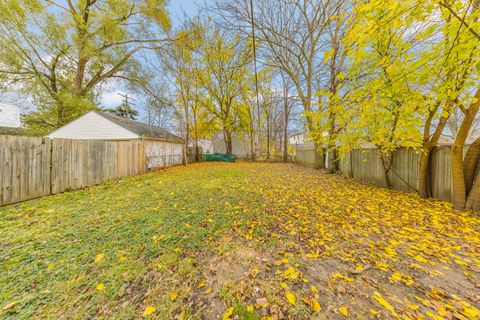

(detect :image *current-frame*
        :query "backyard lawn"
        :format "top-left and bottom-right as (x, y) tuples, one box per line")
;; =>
(0, 163), (479, 319)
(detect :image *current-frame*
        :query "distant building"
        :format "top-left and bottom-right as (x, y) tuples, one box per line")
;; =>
(288, 131), (330, 147)
(212, 133), (252, 158)
(0, 103), (21, 128)
(288, 131), (309, 145)
(189, 139), (214, 154)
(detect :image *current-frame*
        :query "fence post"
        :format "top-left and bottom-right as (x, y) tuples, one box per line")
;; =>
(47, 138), (53, 195)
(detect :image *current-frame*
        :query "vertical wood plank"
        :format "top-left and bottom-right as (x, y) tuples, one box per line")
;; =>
(2, 136), (13, 205)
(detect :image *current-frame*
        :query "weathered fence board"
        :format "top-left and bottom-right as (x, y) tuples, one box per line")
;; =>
(0, 136), (51, 205)
(297, 145), (452, 202)
(296, 148), (316, 168)
(0, 137), (147, 206)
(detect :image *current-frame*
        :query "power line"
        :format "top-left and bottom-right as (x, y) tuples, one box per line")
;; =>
(117, 93), (137, 108)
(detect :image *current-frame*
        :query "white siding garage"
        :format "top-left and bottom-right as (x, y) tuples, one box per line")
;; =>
(48, 111), (138, 140)
(48, 111), (184, 170)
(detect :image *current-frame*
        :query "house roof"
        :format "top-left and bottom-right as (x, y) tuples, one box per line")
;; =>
(97, 111), (182, 142)
(288, 131), (307, 137)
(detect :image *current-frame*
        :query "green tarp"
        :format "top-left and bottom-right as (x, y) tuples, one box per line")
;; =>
(203, 153), (236, 162)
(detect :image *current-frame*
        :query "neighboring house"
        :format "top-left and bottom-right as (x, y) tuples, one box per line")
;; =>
(288, 131), (315, 156)
(288, 131), (330, 146)
(288, 131), (309, 145)
(189, 139), (214, 154)
(48, 111), (184, 169)
(213, 134), (252, 158)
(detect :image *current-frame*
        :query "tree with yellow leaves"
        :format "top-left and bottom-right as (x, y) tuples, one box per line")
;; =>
(162, 21), (204, 163)
(196, 24), (254, 154)
(341, 0), (426, 187)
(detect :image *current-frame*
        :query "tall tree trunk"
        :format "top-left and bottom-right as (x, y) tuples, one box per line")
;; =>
(313, 142), (324, 169)
(281, 73), (290, 163)
(183, 107), (190, 166)
(194, 137), (200, 162)
(465, 170), (480, 211)
(418, 148), (433, 198)
(193, 112), (200, 162)
(459, 137), (480, 211)
(283, 99), (289, 162)
(418, 104), (450, 198)
(250, 132), (255, 160)
(381, 153), (394, 188)
(383, 167), (391, 189)
(452, 143), (466, 210)
(327, 149), (338, 172)
(249, 115), (255, 160)
(266, 115), (271, 159)
(327, 119), (338, 172)
(451, 88), (480, 210)
(73, 58), (87, 96)
(182, 143), (187, 166)
(194, 75), (200, 162)
(224, 130), (233, 154)
(463, 137), (480, 193)
(305, 113), (324, 169)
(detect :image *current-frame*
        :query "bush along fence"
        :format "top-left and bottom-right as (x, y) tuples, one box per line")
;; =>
(295, 145), (452, 202)
(0, 136), (148, 206)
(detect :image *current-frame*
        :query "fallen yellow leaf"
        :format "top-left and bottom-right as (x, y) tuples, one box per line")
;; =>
(94, 253), (105, 263)
(169, 291), (178, 301)
(373, 292), (399, 319)
(143, 305), (156, 316)
(409, 304), (419, 311)
(415, 255), (428, 263)
(286, 292), (296, 305)
(2, 301), (19, 311)
(223, 307), (234, 320)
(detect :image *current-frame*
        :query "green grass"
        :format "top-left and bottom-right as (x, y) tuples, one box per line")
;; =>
(1, 163), (479, 319)
(0, 163), (263, 319)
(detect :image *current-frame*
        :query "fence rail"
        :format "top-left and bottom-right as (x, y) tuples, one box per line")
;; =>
(295, 145), (452, 202)
(0, 136), (146, 206)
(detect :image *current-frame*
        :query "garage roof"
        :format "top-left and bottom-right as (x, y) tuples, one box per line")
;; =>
(97, 112), (182, 142)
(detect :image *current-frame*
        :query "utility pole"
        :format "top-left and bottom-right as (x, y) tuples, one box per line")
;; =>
(250, 0), (260, 160)
(117, 93), (137, 119)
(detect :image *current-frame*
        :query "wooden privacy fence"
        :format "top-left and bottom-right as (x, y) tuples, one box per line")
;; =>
(1, 136), (146, 206)
(295, 145), (452, 202)
(296, 147), (317, 168)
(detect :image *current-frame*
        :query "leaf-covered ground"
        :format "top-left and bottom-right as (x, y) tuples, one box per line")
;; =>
(1, 163), (479, 319)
